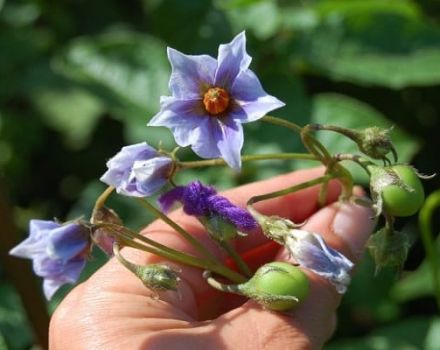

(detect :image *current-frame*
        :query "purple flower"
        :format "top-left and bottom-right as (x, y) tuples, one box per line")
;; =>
(285, 229), (354, 294)
(148, 32), (284, 169)
(158, 181), (257, 232)
(9, 220), (90, 299)
(100, 142), (173, 197)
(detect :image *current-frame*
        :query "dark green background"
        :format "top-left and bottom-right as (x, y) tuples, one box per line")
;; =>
(1, 0), (439, 349)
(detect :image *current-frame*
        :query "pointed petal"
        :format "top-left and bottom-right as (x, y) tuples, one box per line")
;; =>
(148, 97), (207, 147)
(215, 32), (251, 88)
(215, 117), (244, 170)
(231, 69), (285, 122)
(190, 117), (222, 160)
(167, 48), (217, 99)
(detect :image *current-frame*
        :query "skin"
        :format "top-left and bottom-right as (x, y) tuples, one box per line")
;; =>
(49, 167), (376, 350)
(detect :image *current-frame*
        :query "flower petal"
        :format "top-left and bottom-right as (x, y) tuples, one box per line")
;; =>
(42, 259), (86, 299)
(215, 117), (244, 170)
(231, 69), (285, 123)
(215, 32), (251, 88)
(48, 223), (89, 262)
(189, 117), (223, 159)
(131, 156), (173, 196)
(100, 142), (157, 188)
(148, 97), (207, 147)
(167, 48), (217, 99)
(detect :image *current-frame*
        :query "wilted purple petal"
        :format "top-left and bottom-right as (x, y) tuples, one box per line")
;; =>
(231, 69), (285, 123)
(182, 181), (217, 216)
(286, 230), (354, 294)
(158, 181), (256, 233)
(207, 195), (257, 231)
(158, 186), (185, 213)
(167, 48), (217, 99)
(215, 32), (251, 88)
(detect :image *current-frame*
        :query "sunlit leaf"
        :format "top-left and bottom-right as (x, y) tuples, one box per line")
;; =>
(54, 31), (170, 123)
(295, 9), (440, 88)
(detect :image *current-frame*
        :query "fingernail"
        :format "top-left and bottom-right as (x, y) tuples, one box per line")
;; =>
(332, 201), (376, 260)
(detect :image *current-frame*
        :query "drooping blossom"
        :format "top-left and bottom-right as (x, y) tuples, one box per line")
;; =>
(158, 181), (257, 232)
(284, 229), (354, 294)
(100, 142), (173, 197)
(9, 220), (90, 299)
(148, 32), (284, 169)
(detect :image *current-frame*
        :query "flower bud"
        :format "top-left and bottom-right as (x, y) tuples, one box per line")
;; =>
(367, 227), (411, 273)
(356, 127), (397, 163)
(248, 207), (302, 243)
(135, 264), (180, 291)
(238, 262), (309, 311)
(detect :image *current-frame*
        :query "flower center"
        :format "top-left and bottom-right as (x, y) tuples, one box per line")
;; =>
(203, 87), (230, 115)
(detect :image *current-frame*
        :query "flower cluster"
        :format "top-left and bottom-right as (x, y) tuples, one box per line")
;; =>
(9, 31), (421, 313)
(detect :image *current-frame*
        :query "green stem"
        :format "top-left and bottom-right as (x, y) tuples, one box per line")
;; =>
(177, 153), (318, 169)
(419, 189), (440, 311)
(106, 225), (246, 283)
(247, 175), (333, 206)
(91, 186), (114, 223)
(204, 271), (243, 294)
(261, 115), (302, 133)
(137, 198), (214, 261)
(317, 179), (329, 208)
(219, 240), (252, 277)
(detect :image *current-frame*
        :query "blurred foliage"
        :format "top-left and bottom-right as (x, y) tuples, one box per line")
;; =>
(1, 0), (440, 348)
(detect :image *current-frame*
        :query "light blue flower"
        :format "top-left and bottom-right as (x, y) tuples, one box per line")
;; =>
(9, 220), (90, 299)
(285, 229), (354, 294)
(148, 32), (284, 169)
(100, 142), (173, 197)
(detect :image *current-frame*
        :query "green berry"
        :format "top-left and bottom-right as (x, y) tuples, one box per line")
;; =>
(242, 262), (310, 311)
(381, 165), (424, 217)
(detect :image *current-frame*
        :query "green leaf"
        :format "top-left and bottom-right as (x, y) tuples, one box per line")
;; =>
(54, 31), (170, 124)
(295, 5), (440, 88)
(32, 87), (104, 149)
(222, 0), (280, 39)
(295, 94), (420, 182)
(313, 0), (421, 20)
(391, 236), (440, 302)
(0, 282), (33, 349)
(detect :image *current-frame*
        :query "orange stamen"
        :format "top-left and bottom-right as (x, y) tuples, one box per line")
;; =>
(203, 87), (230, 115)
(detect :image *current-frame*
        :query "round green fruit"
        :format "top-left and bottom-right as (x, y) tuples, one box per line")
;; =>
(382, 165), (424, 217)
(244, 262), (310, 311)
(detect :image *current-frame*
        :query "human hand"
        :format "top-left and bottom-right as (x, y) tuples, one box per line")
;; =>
(49, 167), (375, 350)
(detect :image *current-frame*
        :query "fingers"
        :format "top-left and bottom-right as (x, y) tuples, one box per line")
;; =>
(203, 199), (375, 350)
